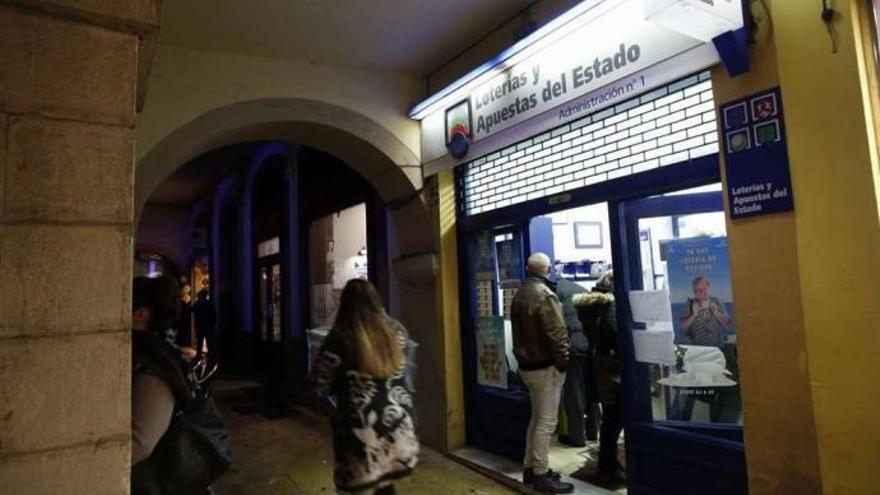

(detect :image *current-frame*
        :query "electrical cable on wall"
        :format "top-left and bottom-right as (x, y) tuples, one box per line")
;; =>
(749, 0), (774, 45)
(822, 0), (839, 53)
(758, 0), (773, 37)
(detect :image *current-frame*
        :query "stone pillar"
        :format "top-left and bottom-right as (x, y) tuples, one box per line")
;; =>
(390, 196), (443, 449)
(0, 2), (159, 494)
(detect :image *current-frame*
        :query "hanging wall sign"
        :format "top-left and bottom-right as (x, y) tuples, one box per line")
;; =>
(644, 0), (744, 42)
(721, 87), (794, 219)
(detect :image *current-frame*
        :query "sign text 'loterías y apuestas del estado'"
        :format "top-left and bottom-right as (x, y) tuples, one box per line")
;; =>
(473, 43), (642, 136)
(461, 0), (703, 141)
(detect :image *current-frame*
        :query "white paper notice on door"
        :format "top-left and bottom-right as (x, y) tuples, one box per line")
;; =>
(632, 330), (676, 365)
(628, 290), (673, 323)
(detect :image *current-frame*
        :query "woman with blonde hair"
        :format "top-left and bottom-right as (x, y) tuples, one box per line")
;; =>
(311, 279), (419, 495)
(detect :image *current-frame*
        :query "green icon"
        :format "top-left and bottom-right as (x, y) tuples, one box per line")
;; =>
(755, 121), (780, 146)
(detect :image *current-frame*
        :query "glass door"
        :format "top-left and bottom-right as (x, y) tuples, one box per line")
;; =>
(461, 224), (530, 460)
(616, 186), (747, 495)
(256, 255), (284, 377)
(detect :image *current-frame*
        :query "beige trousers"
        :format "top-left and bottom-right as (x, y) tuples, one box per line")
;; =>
(520, 366), (566, 475)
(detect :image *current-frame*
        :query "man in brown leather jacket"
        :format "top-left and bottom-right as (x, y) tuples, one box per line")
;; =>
(511, 253), (573, 494)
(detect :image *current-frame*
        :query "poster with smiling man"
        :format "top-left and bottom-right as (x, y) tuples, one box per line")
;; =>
(666, 236), (736, 347)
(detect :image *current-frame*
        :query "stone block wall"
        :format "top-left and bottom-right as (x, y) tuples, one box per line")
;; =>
(0, 2), (157, 494)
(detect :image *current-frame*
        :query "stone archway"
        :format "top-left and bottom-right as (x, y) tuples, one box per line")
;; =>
(136, 98), (423, 224)
(135, 98), (446, 448)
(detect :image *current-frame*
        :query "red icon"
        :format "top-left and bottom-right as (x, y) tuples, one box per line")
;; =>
(751, 94), (777, 120)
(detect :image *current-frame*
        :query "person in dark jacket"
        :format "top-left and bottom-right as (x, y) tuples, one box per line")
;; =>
(131, 276), (193, 495)
(555, 277), (600, 447)
(573, 272), (625, 482)
(511, 253), (574, 494)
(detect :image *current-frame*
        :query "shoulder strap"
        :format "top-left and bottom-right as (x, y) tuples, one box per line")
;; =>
(133, 332), (192, 407)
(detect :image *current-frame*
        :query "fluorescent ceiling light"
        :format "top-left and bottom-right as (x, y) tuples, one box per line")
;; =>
(409, 0), (614, 119)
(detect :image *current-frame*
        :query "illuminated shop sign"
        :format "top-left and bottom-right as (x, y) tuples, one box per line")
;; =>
(412, 0), (743, 169)
(449, 0), (705, 142)
(471, 42), (644, 138)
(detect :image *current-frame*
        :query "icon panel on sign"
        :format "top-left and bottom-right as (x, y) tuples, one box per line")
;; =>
(726, 128), (751, 154)
(751, 93), (778, 121)
(723, 102), (748, 129)
(754, 120), (781, 146)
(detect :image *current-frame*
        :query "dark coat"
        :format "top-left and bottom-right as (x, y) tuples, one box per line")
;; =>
(130, 332), (192, 495)
(310, 319), (419, 492)
(573, 288), (620, 404)
(555, 278), (589, 355)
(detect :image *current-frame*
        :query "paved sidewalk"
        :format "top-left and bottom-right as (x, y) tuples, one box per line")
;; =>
(211, 399), (518, 495)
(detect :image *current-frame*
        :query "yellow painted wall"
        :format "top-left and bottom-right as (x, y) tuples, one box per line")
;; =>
(711, 3), (822, 491)
(770, 2), (880, 492)
(716, 2), (880, 492)
(436, 170), (467, 451)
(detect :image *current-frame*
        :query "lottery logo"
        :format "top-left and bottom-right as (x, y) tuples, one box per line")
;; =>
(751, 93), (778, 120)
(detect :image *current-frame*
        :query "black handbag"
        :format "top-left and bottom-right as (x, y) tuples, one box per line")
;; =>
(152, 392), (233, 493)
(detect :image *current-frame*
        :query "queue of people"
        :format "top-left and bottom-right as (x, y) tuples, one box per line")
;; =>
(511, 253), (625, 494)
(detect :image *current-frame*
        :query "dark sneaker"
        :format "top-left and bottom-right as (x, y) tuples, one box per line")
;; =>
(523, 468), (562, 484)
(531, 472), (574, 494)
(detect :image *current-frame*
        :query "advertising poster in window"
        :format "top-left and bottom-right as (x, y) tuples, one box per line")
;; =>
(476, 316), (508, 389)
(475, 231), (494, 273)
(496, 237), (522, 320)
(666, 237), (736, 346)
(309, 204), (368, 327)
(473, 231), (496, 318)
(496, 238), (521, 287)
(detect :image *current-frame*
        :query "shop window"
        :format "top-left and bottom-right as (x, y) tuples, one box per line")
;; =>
(469, 229), (525, 392)
(308, 203), (369, 329)
(536, 203), (613, 291)
(460, 71), (718, 216)
(632, 186), (742, 425)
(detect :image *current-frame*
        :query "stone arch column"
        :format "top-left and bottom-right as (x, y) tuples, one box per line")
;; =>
(210, 176), (240, 328)
(0, 2), (159, 492)
(239, 142), (297, 339)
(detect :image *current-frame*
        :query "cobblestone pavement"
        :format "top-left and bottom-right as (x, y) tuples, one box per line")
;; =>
(211, 397), (518, 495)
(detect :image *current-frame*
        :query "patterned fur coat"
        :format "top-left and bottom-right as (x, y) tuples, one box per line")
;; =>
(311, 318), (419, 493)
